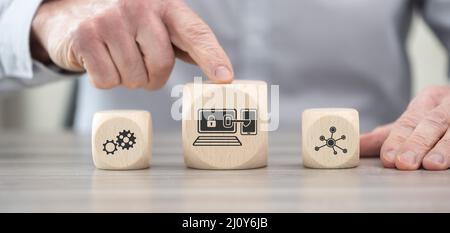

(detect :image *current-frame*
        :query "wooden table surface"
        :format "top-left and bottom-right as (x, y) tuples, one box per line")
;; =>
(0, 131), (449, 213)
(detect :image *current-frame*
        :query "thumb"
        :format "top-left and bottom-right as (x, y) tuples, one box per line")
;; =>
(360, 123), (393, 157)
(163, 0), (233, 83)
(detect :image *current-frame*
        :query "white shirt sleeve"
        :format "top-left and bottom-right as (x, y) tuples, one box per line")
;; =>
(0, 0), (43, 78)
(0, 0), (80, 93)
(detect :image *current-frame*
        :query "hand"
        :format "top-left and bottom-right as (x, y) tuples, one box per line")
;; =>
(31, 0), (234, 90)
(361, 85), (450, 170)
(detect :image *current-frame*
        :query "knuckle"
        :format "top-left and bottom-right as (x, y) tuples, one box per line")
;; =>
(380, 136), (402, 152)
(123, 83), (140, 89)
(395, 115), (419, 131)
(415, 87), (445, 107)
(146, 74), (169, 90)
(408, 134), (434, 149)
(424, 110), (449, 130)
(118, 0), (136, 12)
(122, 64), (149, 89)
(391, 134), (407, 142)
(153, 32), (172, 49)
(122, 57), (142, 73)
(91, 77), (119, 89)
(418, 86), (442, 100)
(154, 56), (175, 74)
(72, 22), (99, 53)
(381, 132), (408, 152)
(76, 21), (98, 38)
(122, 77), (145, 89)
(145, 56), (175, 90)
(406, 95), (424, 109)
(95, 11), (126, 36)
(122, 69), (148, 89)
(408, 94), (431, 110)
(118, 0), (154, 18)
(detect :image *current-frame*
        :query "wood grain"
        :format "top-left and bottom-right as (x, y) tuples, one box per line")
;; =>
(0, 131), (449, 212)
(92, 110), (152, 170)
(182, 80), (268, 169)
(302, 108), (359, 168)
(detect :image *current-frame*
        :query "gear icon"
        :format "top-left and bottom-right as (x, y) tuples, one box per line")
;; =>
(116, 130), (136, 150)
(102, 140), (118, 155)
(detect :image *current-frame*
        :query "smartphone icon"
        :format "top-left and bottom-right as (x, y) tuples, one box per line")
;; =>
(241, 109), (257, 135)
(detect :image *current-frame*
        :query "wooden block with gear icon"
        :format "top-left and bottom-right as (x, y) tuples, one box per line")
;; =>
(92, 110), (152, 170)
(302, 108), (359, 169)
(182, 80), (268, 170)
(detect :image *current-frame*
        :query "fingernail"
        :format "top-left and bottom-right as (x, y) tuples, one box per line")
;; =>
(384, 150), (396, 163)
(214, 66), (232, 82)
(398, 151), (417, 165)
(428, 153), (445, 164)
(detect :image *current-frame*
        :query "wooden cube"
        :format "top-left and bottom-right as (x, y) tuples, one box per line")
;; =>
(92, 110), (152, 170)
(182, 80), (268, 169)
(302, 108), (359, 169)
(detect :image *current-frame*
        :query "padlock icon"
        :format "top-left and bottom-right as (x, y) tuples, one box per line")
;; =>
(207, 115), (216, 128)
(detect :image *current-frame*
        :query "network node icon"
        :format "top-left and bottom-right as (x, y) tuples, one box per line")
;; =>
(314, 126), (347, 155)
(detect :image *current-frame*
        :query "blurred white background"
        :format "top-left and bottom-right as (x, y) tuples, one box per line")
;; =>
(0, 14), (447, 131)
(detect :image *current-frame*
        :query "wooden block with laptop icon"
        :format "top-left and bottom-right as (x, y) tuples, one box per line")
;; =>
(182, 80), (268, 169)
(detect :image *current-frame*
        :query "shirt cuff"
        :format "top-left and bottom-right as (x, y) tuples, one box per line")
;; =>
(0, 0), (43, 79)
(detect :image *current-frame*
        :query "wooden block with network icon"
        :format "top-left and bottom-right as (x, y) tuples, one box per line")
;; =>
(302, 108), (359, 169)
(92, 110), (152, 170)
(182, 80), (268, 169)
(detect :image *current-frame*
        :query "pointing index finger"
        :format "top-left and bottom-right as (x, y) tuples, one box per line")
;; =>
(162, 0), (234, 83)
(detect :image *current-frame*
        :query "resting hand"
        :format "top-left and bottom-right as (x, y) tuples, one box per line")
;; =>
(361, 85), (450, 170)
